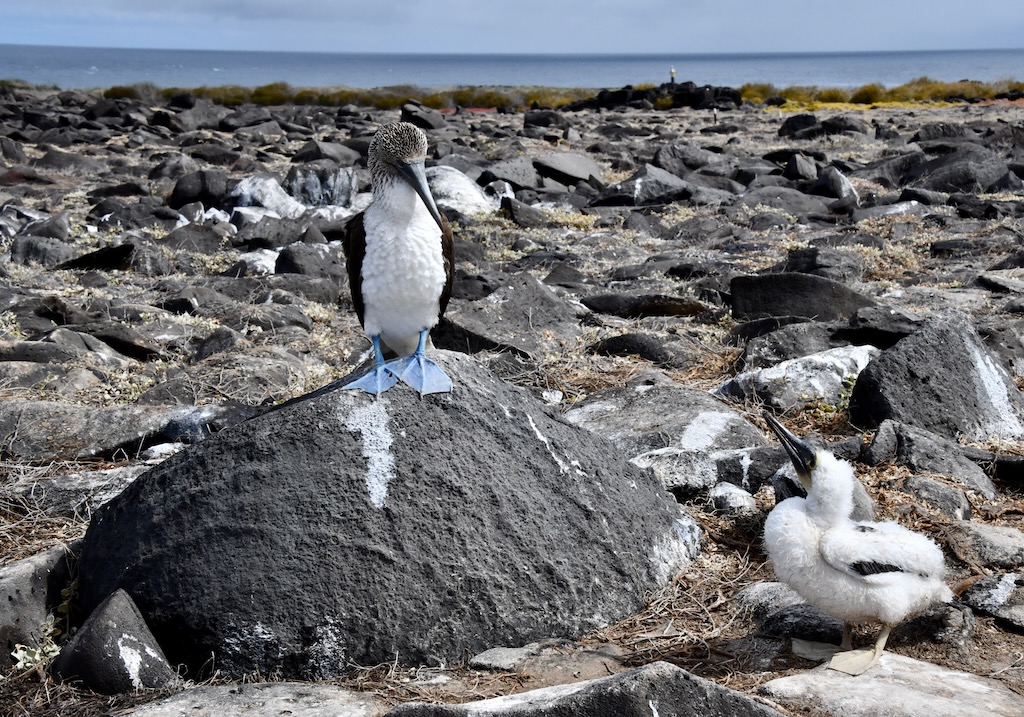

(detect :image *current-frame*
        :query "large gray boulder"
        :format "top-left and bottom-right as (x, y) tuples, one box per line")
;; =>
(78, 352), (699, 679)
(908, 144), (1009, 194)
(849, 312), (1024, 440)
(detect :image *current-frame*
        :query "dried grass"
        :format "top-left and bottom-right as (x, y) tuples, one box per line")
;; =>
(0, 468), (87, 566)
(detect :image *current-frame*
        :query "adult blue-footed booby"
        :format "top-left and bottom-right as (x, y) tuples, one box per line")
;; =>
(762, 412), (952, 675)
(342, 122), (454, 396)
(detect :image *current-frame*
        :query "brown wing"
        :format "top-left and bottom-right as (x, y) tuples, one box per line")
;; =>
(439, 214), (454, 319)
(342, 212), (367, 328)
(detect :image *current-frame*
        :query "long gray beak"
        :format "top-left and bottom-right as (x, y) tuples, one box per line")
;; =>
(398, 160), (444, 231)
(763, 412), (817, 490)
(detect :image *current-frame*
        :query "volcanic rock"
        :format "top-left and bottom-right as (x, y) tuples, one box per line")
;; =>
(78, 352), (699, 678)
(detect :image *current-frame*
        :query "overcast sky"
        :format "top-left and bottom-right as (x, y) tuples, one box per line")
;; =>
(6, 1), (1023, 55)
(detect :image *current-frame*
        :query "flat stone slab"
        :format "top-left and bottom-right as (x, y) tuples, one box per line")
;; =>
(125, 682), (381, 717)
(761, 653), (1024, 717)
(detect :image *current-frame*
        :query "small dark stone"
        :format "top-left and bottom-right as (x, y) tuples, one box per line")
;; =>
(589, 333), (680, 367)
(401, 101), (446, 130)
(51, 589), (177, 694)
(500, 196), (549, 229)
(581, 293), (707, 319)
(730, 273), (875, 322)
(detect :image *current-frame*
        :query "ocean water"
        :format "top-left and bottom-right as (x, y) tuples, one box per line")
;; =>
(1, 44), (1023, 92)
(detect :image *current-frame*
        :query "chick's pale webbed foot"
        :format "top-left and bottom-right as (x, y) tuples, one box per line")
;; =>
(827, 624), (891, 675)
(343, 335), (399, 397)
(388, 328), (453, 396)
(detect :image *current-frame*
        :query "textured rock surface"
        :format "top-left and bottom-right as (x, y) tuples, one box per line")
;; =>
(849, 313), (1024, 440)
(0, 545), (73, 669)
(762, 654), (1024, 717)
(715, 345), (877, 411)
(78, 352), (699, 678)
(4, 88), (1024, 714)
(564, 380), (766, 496)
(388, 661), (786, 717)
(50, 589), (177, 694)
(125, 682), (381, 717)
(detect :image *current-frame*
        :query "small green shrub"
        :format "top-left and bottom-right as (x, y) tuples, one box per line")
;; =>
(194, 85), (252, 106)
(780, 85), (817, 104)
(653, 95), (674, 110)
(815, 87), (849, 103)
(292, 88), (322, 105)
(104, 82), (160, 102)
(850, 83), (886, 104)
(251, 82), (293, 105)
(739, 82), (779, 104)
(453, 87), (518, 108)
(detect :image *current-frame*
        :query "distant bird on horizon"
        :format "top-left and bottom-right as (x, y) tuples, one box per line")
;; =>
(762, 411), (952, 675)
(342, 121), (454, 397)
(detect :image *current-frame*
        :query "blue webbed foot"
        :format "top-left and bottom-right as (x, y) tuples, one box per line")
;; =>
(387, 354), (453, 396)
(341, 335), (399, 397)
(342, 364), (399, 397)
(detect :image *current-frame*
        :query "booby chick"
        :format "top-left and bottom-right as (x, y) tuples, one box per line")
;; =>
(762, 412), (952, 675)
(342, 122), (454, 396)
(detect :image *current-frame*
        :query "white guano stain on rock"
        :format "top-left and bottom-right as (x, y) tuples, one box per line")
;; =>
(650, 516), (702, 585)
(343, 399), (396, 509)
(976, 573), (1019, 612)
(678, 411), (734, 450)
(448, 679), (590, 713)
(970, 342), (1024, 439)
(118, 634), (144, 690)
(526, 413), (571, 474)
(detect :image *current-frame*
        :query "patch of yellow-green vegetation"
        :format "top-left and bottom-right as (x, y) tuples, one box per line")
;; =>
(104, 82), (162, 103)
(744, 76), (1024, 110)
(0, 310), (27, 340)
(188, 249), (238, 275)
(301, 300), (340, 326)
(250, 81), (293, 105)
(107, 82), (596, 111)
(543, 208), (599, 231)
(804, 375), (857, 431)
(90, 363), (159, 406)
(657, 204), (699, 224)
(845, 218), (939, 283)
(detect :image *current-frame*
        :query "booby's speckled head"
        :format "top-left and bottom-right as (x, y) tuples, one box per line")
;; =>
(764, 412), (818, 491)
(368, 121), (429, 173)
(368, 122), (443, 230)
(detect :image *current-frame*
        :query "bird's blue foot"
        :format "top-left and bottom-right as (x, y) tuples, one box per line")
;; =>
(342, 335), (399, 397)
(387, 354), (453, 396)
(342, 364), (399, 396)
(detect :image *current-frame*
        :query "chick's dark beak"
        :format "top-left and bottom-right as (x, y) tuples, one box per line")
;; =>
(398, 159), (444, 231)
(763, 412), (817, 489)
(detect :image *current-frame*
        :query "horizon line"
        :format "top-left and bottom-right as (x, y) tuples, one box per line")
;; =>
(3, 42), (1023, 58)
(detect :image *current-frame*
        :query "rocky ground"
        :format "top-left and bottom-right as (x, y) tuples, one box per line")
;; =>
(3, 84), (1024, 716)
